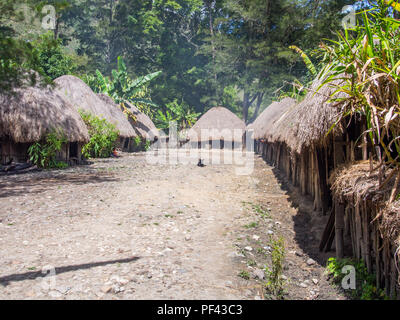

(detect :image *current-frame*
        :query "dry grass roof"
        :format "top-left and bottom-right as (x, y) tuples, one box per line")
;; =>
(0, 85), (89, 143)
(248, 97), (296, 140)
(125, 102), (159, 140)
(187, 106), (245, 142)
(330, 161), (400, 246)
(271, 78), (344, 153)
(54, 76), (136, 138)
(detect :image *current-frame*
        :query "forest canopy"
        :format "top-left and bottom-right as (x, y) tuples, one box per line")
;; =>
(0, 0), (380, 124)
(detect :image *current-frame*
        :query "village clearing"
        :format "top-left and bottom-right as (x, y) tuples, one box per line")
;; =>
(0, 152), (346, 300)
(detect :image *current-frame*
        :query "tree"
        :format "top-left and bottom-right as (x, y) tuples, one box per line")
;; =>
(0, 0), (44, 91)
(199, 0), (354, 122)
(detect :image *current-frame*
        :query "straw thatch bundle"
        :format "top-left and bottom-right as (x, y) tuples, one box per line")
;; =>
(380, 201), (400, 247)
(54, 76), (136, 138)
(125, 101), (159, 140)
(187, 107), (245, 142)
(0, 85), (89, 143)
(274, 79), (345, 153)
(249, 97), (296, 140)
(330, 161), (400, 244)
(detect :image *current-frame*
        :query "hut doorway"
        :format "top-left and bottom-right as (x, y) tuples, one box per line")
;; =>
(69, 142), (78, 158)
(124, 138), (130, 150)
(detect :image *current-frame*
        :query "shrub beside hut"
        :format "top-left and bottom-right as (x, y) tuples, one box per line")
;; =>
(96, 95), (159, 151)
(0, 85), (89, 166)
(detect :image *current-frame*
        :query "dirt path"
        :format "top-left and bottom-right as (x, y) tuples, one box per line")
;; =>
(0, 152), (345, 300)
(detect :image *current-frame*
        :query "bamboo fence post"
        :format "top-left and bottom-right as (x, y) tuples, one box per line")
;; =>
(362, 123), (368, 160)
(335, 200), (345, 259)
(375, 225), (381, 290)
(355, 205), (362, 260)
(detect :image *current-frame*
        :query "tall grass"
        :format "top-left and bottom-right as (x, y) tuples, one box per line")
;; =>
(319, 0), (400, 202)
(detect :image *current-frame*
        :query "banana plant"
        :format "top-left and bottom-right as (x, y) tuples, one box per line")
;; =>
(155, 99), (200, 132)
(84, 56), (161, 115)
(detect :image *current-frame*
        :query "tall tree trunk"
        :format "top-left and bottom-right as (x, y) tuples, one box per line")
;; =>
(242, 91), (259, 123)
(206, 0), (217, 83)
(54, 17), (60, 39)
(249, 92), (264, 123)
(243, 92), (250, 123)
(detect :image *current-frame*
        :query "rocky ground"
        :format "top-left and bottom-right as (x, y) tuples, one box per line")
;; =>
(0, 151), (346, 299)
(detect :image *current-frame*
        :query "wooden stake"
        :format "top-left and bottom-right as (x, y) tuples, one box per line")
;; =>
(335, 201), (345, 259)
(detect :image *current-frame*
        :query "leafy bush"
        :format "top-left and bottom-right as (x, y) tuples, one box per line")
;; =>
(325, 257), (388, 300)
(28, 129), (67, 168)
(79, 110), (119, 158)
(155, 99), (200, 132)
(131, 136), (151, 152)
(264, 236), (286, 299)
(32, 32), (77, 80)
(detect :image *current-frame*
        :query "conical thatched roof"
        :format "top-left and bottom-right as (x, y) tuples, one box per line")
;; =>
(248, 98), (296, 140)
(0, 85), (89, 143)
(54, 76), (136, 138)
(125, 102), (159, 140)
(187, 107), (245, 142)
(273, 78), (345, 153)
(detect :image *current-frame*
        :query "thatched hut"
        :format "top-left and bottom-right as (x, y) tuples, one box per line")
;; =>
(0, 85), (89, 165)
(326, 162), (400, 298)
(124, 102), (159, 143)
(187, 107), (246, 149)
(248, 98), (296, 155)
(255, 79), (364, 213)
(254, 76), (399, 297)
(54, 76), (137, 152)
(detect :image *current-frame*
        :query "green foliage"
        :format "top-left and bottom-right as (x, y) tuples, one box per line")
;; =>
(84, 56), (161, 116)
(32, 32), (76, 80)
(155, 99), (200, 132)
(264, 236), (286, 299)
(318, 0), (400, 200)
(131, 135), (151, 152)
(79, 110), (119, 158)
(28, 129), (68, 168)
(244, 222), (258, 229)
(289, 45), (317, 77)
(325, 257), (388, 300)
(0, 1), (53, 92)
(238, 270), (250, 280)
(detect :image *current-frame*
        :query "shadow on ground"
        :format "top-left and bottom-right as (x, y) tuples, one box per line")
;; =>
(0, 171), (120, 199)
(265, 162), (333, 267)
(0, 257), (140, 287)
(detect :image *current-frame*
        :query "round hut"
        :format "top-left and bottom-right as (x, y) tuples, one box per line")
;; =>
(53, 75), (137, 152)
(0, 85), (89, 165)
(247, 97), (296, 157)
(124, 102), (159, 143)
(187, 107), (246, 149)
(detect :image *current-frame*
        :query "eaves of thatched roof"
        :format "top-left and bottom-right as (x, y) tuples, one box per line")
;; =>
(0, 85), (89, 143)
(272, 78), (344, 153)
(248, 97), (296, 141)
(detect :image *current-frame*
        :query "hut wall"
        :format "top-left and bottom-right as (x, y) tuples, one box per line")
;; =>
(0, 139), (30, 164)
(1, 138), (84, 166)
(254, 121), (400, 297)
(333, 197), (400, 299)
(55, 142), (84, 165)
